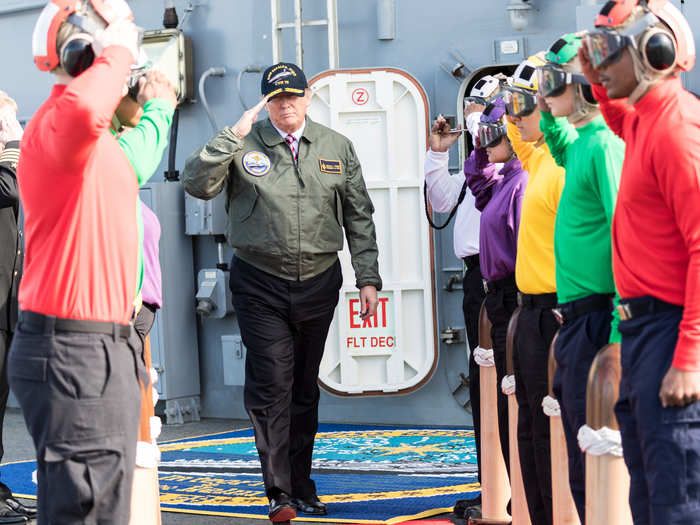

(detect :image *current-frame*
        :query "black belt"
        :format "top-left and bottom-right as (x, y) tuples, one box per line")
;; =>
(462, 254), (480, 270)
(518, 292), (557, 309)
(617, 296), (682, 322)
(19, 310), (132, 339)
(483, 274), (516, 295)
(555, 294), (614, 325)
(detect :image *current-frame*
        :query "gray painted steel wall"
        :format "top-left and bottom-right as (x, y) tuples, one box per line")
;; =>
(1, 0), (698, 425)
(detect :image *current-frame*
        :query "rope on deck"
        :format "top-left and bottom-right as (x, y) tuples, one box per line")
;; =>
(542, 395), (561, 417)
(501, 374), (516, 395)
(577, 425), (623, 457)
(474, 346), (495, 367)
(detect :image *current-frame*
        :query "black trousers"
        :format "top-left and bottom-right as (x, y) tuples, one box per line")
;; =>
(229, 256), (342, 500)
(8, 315), (142, 524)
(462, 261), (484, 483)
(0, 331), (10, 470)
(553, 301), (613, 525)
(514, 298), (558, 525)
(483, 278), (518, 478)
(133, 303), (157, 358)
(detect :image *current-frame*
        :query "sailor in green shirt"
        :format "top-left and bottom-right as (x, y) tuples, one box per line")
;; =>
(109, 70), (176, 305)
(537, 33), (625, 524)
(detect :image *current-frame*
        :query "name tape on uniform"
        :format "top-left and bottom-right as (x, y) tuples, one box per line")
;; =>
(319, 158), (342, 175)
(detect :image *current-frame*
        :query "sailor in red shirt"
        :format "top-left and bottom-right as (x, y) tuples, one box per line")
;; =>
(581, 1), (700, 523)
(7, 1), (147, 522)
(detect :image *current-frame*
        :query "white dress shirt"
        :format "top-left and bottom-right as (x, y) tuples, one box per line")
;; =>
(424, 149), (480, 258)
(272, 120), (306, 156)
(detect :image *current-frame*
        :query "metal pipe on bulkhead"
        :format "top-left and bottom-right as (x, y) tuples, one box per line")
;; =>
(237, 65), (264, 111)
(377, 0), (396, 40)
(198, 67), (227, 134)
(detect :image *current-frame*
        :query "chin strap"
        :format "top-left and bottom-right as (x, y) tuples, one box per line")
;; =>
(567, 85), (600, 124)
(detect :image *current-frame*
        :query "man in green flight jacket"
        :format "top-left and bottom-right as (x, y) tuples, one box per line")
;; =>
(182, 62), (381, 522)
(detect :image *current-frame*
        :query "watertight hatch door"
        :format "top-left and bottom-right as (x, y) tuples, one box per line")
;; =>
(309, 68), (437, 396)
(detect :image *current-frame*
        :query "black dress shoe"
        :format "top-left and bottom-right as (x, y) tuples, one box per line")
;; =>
(268, 492), (297, 522)
(453, 494), (481, 517)
(0, 500), (26, 523)
(291, 494), (327, 516)
(4, 498), (35, 519)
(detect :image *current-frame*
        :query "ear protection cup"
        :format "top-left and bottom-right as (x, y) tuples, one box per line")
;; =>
(580, 84), (597, 104)
(643, 30), (676, 70)
(60, 33), (95, 77)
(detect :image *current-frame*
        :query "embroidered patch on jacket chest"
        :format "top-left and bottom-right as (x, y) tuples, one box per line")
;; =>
(242, 151), (271, 176)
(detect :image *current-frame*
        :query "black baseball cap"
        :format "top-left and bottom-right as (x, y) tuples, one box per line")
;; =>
(261, 62), (308, 99)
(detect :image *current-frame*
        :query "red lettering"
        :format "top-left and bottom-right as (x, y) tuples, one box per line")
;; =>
(362, 315), (372, 328)
(371, 337), (378, 346)
(378, 297), (389, 327)
(349, 299), (361, 328)
(346, 337), (354, 348)
(387, 337), (395, 347)
(361, 337), (367, 346)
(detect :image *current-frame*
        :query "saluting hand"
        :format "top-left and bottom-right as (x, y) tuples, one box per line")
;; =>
(93, 18), (140, 63)
(659, 366), (700, 407)
(578, 45), (601, 86)
(0, 91), (22, 147)
(464, 101), (485, 117)
(428, 117), (460, 153)
(359, 285), (379, 320)
(137, 70), (177, 108)
(231, 96), (269, 138)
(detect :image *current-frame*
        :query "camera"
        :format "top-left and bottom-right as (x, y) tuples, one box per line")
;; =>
(127, 68), (149, 102)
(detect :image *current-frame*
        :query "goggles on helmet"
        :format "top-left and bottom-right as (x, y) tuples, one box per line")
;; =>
(585, 12), (658, 68)
(465, 92), (505, 107)
(478, 122), (508, 149)
(585, 28), (632, 68)
(464, 95), (488, 106)
(503, 86), (537, 118)
(537, 64), (590, 98)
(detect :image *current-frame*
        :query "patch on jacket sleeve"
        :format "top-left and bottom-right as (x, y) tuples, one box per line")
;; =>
(319, 158), (342, 175)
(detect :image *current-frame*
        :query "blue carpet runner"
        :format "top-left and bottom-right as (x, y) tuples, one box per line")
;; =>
(1, 423), (479, 523)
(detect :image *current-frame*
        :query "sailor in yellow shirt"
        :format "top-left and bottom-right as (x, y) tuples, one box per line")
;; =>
(500, 53), (567, 525)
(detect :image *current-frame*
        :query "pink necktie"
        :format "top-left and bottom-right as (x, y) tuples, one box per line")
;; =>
(285, 134), (298, 163)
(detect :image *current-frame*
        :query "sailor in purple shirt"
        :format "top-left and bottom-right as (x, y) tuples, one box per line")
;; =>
(135, 200), (162, 340)
(465, 98), (529, 479)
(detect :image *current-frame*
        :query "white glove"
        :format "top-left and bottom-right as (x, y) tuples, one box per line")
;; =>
(93, 18), (140, 63)
(0, 94), (23, 145)
(0, 91), (17, 113)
